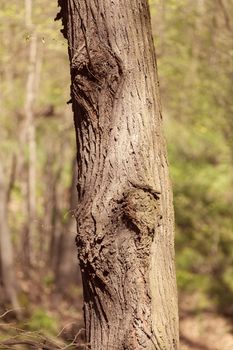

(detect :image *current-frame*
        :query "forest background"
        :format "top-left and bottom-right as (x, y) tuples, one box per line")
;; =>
(0, 0), (232, 349)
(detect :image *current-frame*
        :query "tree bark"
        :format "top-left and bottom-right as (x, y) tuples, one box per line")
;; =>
(24, 0), (38, 266)
(58, 0), (179, 349)
(0, 162), (20, 315)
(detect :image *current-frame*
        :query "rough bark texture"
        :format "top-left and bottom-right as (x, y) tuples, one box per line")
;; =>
(57, 0), (179, 349)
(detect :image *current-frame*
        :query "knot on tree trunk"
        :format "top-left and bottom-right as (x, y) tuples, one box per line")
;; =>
(75, 183), (162, 285)
(122, 188), (161, 238)
(71, 42), (124, 121)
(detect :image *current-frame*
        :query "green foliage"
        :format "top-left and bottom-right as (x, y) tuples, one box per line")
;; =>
(151, 0), (233, 313)
(27, 309), (58, 334)
(43, 273), (55, 287)
(18, 292), (31, 312)
(0, 0), (75, 272)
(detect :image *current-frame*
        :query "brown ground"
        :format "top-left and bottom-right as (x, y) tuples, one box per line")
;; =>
(180, 312), (233, 350)
(179, 294), (233, 350)
(1, 278), (232, 349)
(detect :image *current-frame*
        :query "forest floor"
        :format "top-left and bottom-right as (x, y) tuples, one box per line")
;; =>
(179, 295), (233, 350)
(0, 276), (232, 350)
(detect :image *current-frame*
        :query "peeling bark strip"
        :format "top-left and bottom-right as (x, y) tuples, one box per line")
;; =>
(57, 0), (179, 349)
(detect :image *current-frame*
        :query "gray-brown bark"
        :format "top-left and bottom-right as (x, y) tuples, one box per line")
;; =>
(57, 0), (179, 349)
(24, 0), (37, 266)
(0, 162), (20, 314)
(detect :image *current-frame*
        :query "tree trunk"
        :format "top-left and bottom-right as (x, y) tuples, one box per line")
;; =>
(56, 158), (81, 292)
(24, 0), (38, 266)
(58, 0), (179, 349)
(0, 162), (20, 314)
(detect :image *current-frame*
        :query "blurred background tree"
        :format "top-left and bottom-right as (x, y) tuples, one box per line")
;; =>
(0, 0), (232, 349)
(0, 0), (79, 310)
(150, 0), (233, 317)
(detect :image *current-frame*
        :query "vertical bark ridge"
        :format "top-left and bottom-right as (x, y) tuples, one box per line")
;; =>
(57, 0), (179, 349)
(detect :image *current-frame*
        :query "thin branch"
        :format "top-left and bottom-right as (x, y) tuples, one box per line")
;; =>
(0, 339), (57, 350)
(0, 308), (23, 319)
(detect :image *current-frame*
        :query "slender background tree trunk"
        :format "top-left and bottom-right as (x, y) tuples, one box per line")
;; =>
(56, 158), (81, 292)
(57, 0), (179, 349)
(24, 0), (38, 266)
(0, 162), (20, 314)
